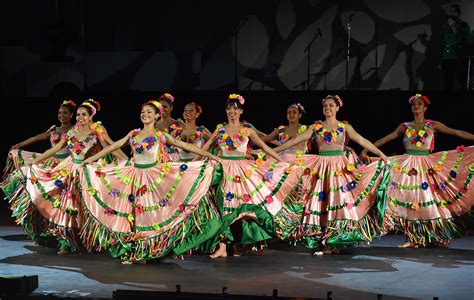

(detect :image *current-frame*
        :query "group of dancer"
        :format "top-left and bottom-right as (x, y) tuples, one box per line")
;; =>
(1, 92), (473, 263)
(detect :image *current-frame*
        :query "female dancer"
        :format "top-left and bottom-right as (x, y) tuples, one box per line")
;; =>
(262, 102), (358, 163)
(3, 100), (76, 178)
(169, 102), (212, 162)
(2, 99), (125, 254)
(200, 93), (299, 258)
(262, 103), (309, 154)
(154, 92), (182, 160)
(80, 100), (222, 263)
(360, 94), (474, 248)
(274, 95), (389, 254)
(154, 93), (181, 132)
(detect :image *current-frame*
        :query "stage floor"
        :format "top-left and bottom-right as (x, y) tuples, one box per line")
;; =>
(0, 226), (473, 300)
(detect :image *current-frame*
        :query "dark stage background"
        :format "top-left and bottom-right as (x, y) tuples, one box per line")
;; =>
(1, 1), (474, 222)
(1, 0), (474, 95)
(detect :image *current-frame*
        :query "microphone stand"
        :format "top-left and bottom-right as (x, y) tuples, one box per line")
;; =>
(345, 13), (354, 90)
(233, 18), (248, 90)
(303, 28), (322, 90)
(310, 56), (330, 90)
(467, 56), (473, 90)
(406, 35), (422, 90)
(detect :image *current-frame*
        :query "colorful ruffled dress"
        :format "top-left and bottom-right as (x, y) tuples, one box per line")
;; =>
(79, 129), (220, 261)
(261, 125), (310, 238)
(164, 122), (182, 161)
(282, 120), (389, 249)
(1, 122), (107, 251)
(384, 120), (474, 245)
(276, 125), (309, 156)
(169, 125), (207, 162)
(201, 123), (299, 251)
(273, 123), (358, 166)
(2, 126), (70, 180)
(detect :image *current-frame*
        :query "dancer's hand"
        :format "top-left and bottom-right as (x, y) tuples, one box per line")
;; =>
(381, 154), (390, 164)
(82, 158), (93, 166)
(359, 150), (370, 163)
(210, 155), (222, 165)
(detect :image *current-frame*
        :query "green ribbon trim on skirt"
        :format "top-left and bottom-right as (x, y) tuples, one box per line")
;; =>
(375, 163), (391, 228)
(319, 150), (344, 156)
(406, 149), (430, 156)
(199, 203), (277, 253)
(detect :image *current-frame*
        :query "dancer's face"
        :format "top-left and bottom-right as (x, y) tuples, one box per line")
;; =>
(287, 107), (302, 123)
(58, 106), (74, 125)
(322, 99), (339, 117)
(183, 104), (200, 122)
(141, 105), (159, 125)
(76, 107), (92, 126)
(410, 98), (427, 114)
(159, 100), (172, 118)
(225, 104), (243, 122)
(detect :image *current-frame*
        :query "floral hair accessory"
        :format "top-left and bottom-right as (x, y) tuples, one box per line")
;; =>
(143, 100), (163, 115)
(62, 100), (77, 108)
(228, 93), (245, 105)
(87, 99), (101, 111)
(409, 93), (430, 106)
(322, 95), (343, 107)
(80, 99), (101, 116)
(159, 93), (175, 103)
(290, 102), (305, 113)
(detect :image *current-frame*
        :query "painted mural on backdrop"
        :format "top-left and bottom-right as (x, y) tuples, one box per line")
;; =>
(0, 0), (473, 96)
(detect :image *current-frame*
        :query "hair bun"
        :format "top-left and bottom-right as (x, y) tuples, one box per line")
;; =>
(86, 98), (101, 111)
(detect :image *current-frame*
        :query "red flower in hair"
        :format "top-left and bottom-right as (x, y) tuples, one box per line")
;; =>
(409, 94), (430, 106)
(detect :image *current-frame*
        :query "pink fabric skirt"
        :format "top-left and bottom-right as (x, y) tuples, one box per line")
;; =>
(281, 152), (387, 248)
(8, 156), (84, 251)
(3, 149), (65, 180)
(208, 157), (299, 246)
(384, 146), (474, 245)
(79, 159), (219, 261)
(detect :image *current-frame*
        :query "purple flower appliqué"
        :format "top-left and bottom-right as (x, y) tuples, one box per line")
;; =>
(263, 172), (273, 181)
(159, 199), (168, 207)
(109, 189), (119, 197)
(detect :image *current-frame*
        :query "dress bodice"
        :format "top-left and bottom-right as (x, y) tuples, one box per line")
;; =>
(66, 122), (104, 160)
(171, 125), (206, 161)
(162, 122), (182, 159)
(277, 124), (308, 154)
(129, 129), (168, 164)
(215, 124), (251, 157)
(402, 120), (435, 152)
(48, 126), (69, 155)
(311, 120), (348, 152)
